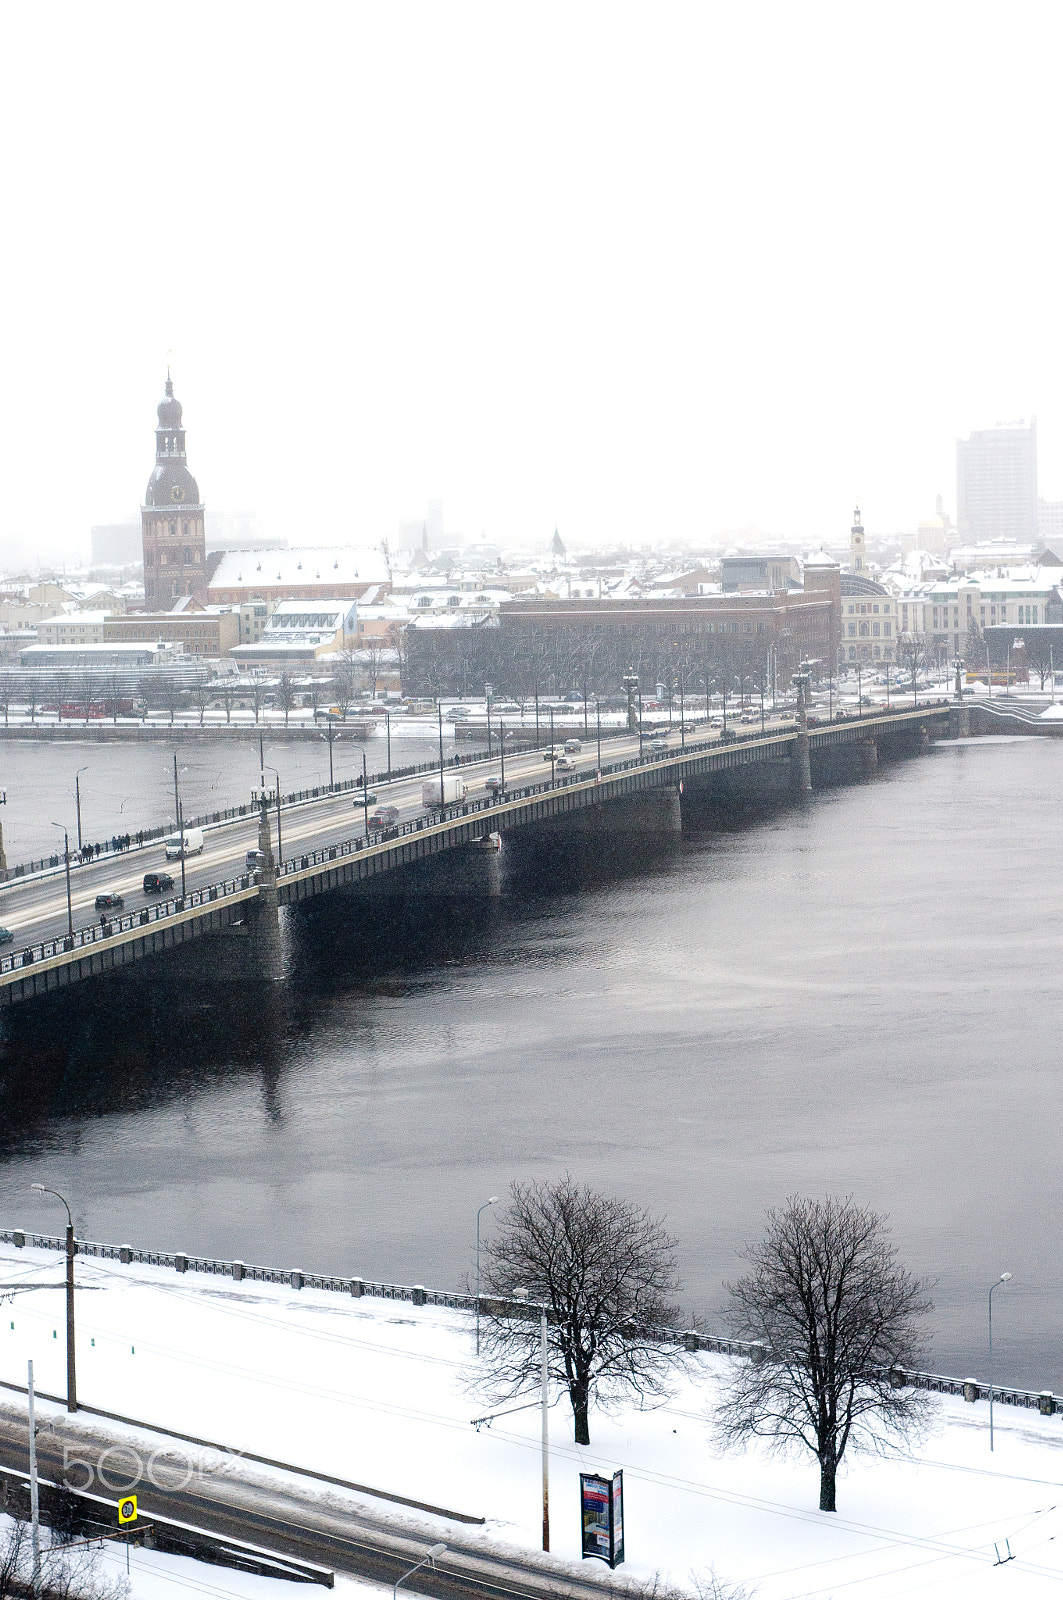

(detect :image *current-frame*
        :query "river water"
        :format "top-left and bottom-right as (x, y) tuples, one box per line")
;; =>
(0, 732), (1058, 1391)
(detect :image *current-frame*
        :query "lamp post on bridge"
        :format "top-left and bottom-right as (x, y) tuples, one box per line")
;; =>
(260, 764), (283, 866)
(74, 767), (88, 854)
(49, 824), (74, 940)
(320, 721), (343, 791)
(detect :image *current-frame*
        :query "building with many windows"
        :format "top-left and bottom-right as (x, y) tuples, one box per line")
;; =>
(956, 420), (1038, 542)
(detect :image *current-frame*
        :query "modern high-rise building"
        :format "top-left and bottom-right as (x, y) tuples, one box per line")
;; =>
(956, 419), (1038, 542)
(142, 373), (207, 605)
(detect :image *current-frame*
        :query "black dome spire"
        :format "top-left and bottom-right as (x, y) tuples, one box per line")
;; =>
(157, 370), (183, 431)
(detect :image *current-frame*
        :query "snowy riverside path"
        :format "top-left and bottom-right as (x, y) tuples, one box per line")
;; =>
(0, 1243), (1061, 1599)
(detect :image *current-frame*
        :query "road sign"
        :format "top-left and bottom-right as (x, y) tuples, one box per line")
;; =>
(117, 1496), (137, 1525)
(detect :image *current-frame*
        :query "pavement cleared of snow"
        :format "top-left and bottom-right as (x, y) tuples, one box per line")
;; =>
(0, 1244), (1060, 1599)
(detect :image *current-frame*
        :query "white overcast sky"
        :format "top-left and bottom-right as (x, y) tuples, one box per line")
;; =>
(2, 1), (1063, 566)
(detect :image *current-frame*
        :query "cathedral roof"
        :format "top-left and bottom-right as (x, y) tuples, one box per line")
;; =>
(145, 461), (201, 508)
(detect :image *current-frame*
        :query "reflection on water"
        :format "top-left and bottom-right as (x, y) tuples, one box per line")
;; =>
(0, 735), (1059, 1392)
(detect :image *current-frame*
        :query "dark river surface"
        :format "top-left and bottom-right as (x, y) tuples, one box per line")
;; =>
(0, 732), (1058, 1391)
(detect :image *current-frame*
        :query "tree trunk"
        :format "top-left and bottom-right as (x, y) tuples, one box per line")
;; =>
(571, 1382), (591, 1446)
(818, 1450), (837, 1512)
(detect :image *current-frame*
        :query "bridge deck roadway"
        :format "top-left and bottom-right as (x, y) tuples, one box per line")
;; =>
(0, 703), (950, 1004)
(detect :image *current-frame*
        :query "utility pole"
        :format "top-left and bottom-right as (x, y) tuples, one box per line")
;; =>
(540, 1305), (550, 1552)
(499, 721), (505, 794)
(31, 1184), (77, 1410)
(28, 1360), (40, 1598)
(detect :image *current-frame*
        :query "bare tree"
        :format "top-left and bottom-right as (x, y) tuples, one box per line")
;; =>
(0, 1515), (128, 1600)
(247, 675), (265, 724)
(0, 675), (12, 727)
(190, 677), (211, 726)
(478, 1175), (682, 1445)
(333, 655), (358, 718)
(218, 675), (238, 724)
(714, 1195), (934, 1512)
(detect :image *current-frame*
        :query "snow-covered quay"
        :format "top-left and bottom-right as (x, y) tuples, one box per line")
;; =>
(0, 1243), (1060, 1600)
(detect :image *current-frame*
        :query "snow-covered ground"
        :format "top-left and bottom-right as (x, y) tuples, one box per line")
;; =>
(0, 1244), (1060, 1599)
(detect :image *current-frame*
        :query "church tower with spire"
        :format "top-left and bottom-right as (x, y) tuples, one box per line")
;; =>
(849, 505), (865, 575)
(141, 373), (207, 605)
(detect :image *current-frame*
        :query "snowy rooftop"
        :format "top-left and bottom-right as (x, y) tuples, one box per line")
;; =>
(209, 547), (391, 589)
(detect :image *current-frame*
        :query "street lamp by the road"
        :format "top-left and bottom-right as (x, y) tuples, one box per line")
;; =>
(393, 1543), (446, 1600)
(514, 1287), (551, 1552)
(29, 1184), (77, 1412)
(361, 753), (370, 835)
(475, 1196), (498, 1356)
(548, 708), (556, 786)
(74, 768), (88, 853)
(988, 1271), (1012, 1452)
(595, 701), (602, 770)
(49, 824), (74, 939)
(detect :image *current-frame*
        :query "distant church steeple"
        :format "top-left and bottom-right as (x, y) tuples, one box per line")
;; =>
(850, 505), (865, 575)
(141, 373), (207, 605)
(549, 527), (566, 561)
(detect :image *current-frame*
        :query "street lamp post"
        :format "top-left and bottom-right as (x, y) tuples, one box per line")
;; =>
(595, 701), (602, 770)
(385, 710), (392, 779)
(475, 1197), (498, 1355)
(261, 765), (283, 865)
(361, 754), (370, 835)
(321, 723), (342, 791)
(988, 1271), (1012, 1452)
(172, 752), (190, 899)
(74, 768), (88, 853)
(30, 1184), (77, 1412)
(50, 825), (74, 939)
(393, 1544), (446, 1600)
(437, 703), (446, 808)
(513, 1288), (551, 1551)
(499, 721), (505, 795)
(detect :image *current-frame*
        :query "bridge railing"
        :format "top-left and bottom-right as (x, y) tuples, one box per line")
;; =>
(0, 870), (257, 977)
(1, 705), (948, 970)
(1, 1227), (1056, 1414)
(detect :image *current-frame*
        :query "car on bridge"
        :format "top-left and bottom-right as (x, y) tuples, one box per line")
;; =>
(555, 754), (577, 771)
(485, 776), (507, 793)
(542, 746), (567, 761)
(94, 892), (124, 910)
(0, 928), (12, 946)
(367, 805), (400, 830)
(143, 871), (175, 893)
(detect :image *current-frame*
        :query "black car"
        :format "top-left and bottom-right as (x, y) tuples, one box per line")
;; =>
(0, 928), (12, 946)
(353, 792), (378, 808)
(94, 892), (124, 910)
(143, 871), (174, 893)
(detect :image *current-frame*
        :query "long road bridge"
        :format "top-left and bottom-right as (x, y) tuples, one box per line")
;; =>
(0, 702), (959, 1008)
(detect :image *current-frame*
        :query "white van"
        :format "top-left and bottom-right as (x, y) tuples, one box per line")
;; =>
(164, 827), (204, 860)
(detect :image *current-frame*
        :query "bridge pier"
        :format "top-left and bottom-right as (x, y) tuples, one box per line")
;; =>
(789, 731), (813, 798)
(949, 705), (971, 737)
(859, 736), (878, 776)
(563, 785), (682, 840)
(415, 835), (502, 896)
